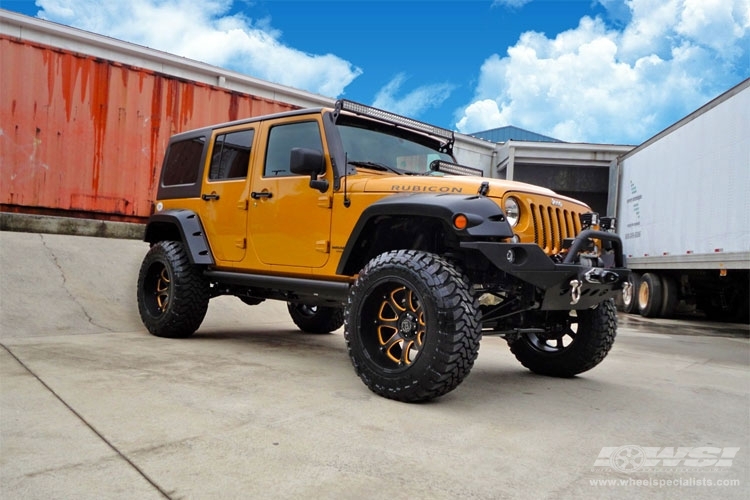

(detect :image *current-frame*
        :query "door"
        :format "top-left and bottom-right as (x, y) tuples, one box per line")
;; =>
(249, 118), (332, 268)
(199, 127), (254, 263)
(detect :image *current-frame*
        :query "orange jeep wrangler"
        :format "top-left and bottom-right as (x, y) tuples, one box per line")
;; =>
(137, 100), (630, 402)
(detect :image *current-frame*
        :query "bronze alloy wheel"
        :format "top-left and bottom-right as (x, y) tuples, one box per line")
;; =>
(366, 282), (426, 368)
(137, 240), (209, 338)
(145, 263), (171, 315)
(345, 250), (481, 402)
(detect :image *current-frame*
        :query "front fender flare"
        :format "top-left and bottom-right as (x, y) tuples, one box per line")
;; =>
(336, 193), (513, 275)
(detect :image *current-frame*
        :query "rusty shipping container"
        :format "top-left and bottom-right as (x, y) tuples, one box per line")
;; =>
(0, 35), (299, 222)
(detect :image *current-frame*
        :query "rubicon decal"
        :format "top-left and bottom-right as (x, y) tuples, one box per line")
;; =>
(391, 185), (464, 193)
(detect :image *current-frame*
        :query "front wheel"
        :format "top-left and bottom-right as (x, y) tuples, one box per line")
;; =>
(508, 299), (617, 377)
(345, 250), (481, 402)
(137, 240), (209, 338)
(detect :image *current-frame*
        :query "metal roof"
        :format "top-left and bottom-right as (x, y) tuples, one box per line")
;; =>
(470, 126), (562, 144)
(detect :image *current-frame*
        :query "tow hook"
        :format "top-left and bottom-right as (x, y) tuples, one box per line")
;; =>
(583, 268), (619, 284)
(569, 279), (582, 305)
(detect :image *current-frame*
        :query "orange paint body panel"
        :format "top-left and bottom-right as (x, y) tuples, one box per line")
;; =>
(0, 36), (298, 221)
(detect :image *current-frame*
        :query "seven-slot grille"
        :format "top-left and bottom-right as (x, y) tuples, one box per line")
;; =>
(530, 203), (583, 254)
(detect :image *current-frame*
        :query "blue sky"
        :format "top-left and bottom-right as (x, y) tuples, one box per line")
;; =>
(3, 0), (749, 144)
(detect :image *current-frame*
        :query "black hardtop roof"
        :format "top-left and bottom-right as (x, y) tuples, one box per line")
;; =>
(168, 106), (329, 141)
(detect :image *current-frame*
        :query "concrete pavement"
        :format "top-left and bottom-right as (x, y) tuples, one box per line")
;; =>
(1, 230), (748, 499)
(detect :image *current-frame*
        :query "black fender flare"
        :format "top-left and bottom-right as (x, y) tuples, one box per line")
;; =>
(143, 209), (214, 265)
(336, 193), (513, 275)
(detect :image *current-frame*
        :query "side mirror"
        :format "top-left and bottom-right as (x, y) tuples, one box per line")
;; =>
(290, 148), (329, 193)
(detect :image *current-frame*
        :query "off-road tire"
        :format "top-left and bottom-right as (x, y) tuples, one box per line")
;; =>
(345, 250), (481, 402)
(137, 240), (209, 338)
(508, 299), (617, 377)
(287, 303), (344, 334)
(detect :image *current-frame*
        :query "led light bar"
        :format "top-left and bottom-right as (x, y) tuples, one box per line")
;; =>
(334, 99), (455, 147)
(429, 160), (484, 177)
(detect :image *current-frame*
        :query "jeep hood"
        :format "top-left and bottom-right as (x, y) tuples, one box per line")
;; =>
(353, 175), (588, 208)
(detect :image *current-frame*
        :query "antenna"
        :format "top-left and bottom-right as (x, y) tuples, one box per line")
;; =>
(343, 152), (351, 208)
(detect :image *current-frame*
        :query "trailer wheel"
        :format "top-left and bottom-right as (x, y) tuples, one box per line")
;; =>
(638, 273), (663, 318)
(621, 272), (640, 314)
(660, 275), (679, 318)
(345, 250), (481, 402)
(507, 299), (617, 377)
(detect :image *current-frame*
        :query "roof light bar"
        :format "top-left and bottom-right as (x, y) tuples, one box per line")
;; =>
(429, 160), (484, 177)
(334, 99), (455, 149)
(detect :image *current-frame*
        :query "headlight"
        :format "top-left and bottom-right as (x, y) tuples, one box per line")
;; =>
(504, 197), (520, 227)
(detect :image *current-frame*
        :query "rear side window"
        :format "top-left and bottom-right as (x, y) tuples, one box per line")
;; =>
(264, 121), (322, 177)
(209, 129), (254, 181)
(162, 137), (206, 186)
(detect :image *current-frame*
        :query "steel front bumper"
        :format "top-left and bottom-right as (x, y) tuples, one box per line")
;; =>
(461, 230), (631, 310)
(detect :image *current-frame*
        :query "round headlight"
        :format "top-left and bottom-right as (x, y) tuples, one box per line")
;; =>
(504, 197), (520, 227)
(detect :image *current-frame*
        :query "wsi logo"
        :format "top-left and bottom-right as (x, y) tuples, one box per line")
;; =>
(594, 446), (740, 473)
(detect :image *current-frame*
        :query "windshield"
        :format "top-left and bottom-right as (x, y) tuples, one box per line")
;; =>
(336, 122), (454, 174)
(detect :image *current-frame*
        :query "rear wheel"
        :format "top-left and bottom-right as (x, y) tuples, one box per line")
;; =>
(287, 303), (344, 334)
(508, 300), (617, 377)
(345, 250), (481, 402)
(637, 273), (663, 318)
(137, 240), (209, 338)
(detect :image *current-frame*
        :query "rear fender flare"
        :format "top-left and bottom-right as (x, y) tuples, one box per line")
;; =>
(143, 209), (214, 265)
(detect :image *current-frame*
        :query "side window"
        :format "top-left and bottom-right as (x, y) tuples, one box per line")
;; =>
(209, 129), (254, 181)
(264, 121), (323, 177)
(162, 136), (206, 186)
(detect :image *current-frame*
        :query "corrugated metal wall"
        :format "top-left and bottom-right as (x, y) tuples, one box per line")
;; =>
(0, 35), (298, 221)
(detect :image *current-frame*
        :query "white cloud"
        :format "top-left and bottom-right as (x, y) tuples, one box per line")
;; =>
(372, 73), (455, 118)
(34, 0), (362, 97)
(457, 0), (750, 143)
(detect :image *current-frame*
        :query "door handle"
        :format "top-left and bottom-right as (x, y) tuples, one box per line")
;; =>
(251, 191), (273, 199)
(201, 192), (220, 201)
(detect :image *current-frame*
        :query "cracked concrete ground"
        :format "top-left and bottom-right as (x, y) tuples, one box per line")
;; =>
(1, 230), (748, 499)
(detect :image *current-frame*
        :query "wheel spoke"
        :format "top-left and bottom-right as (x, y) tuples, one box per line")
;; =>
(402, 340), (415, 364)
(381, 330), (405, 364)
(155, 267), (170, 312)
(406, 289), (419, 314)
(387, 286), (407, 313)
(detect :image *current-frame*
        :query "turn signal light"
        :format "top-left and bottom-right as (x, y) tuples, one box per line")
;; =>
(453, 214), (468, 230)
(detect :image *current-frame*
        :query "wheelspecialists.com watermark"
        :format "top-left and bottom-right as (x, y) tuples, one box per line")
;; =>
(590, 446), (742, 489)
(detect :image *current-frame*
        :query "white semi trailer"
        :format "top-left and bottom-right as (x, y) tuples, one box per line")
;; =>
(609, 79), (750, 322)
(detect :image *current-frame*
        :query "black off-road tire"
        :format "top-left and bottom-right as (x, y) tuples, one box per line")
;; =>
(287, 303), (344, 334)
(508, 299), (617, 377)
(345, 250), (481, 402)
(137, 240), (209, 338)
